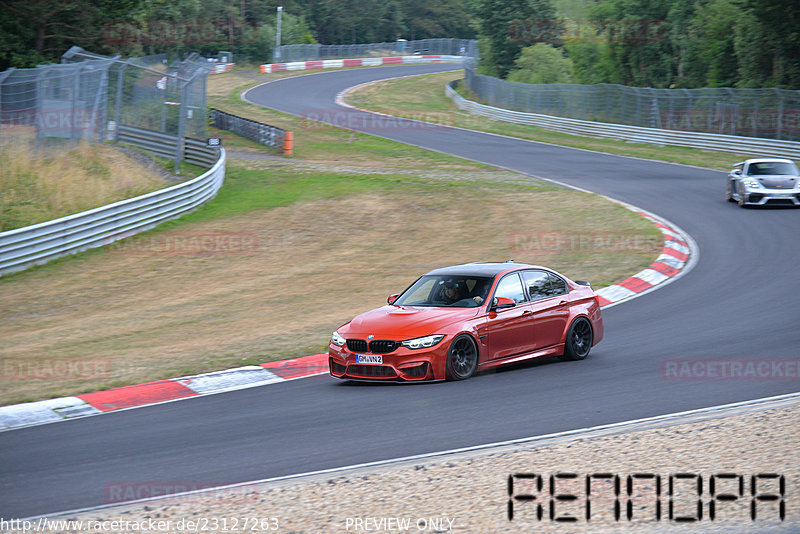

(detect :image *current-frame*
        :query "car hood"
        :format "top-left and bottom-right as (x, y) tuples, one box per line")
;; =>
(344, 305), (481, 338)
(752, 175), (799, 189)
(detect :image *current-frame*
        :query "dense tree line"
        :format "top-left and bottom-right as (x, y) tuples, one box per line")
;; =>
(472, 0), (800, 89)
(2, 0), (797, 89)
(0, 0), (475, 70)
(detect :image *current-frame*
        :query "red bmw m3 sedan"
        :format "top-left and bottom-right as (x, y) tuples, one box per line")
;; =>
(328, 261), (604, 382)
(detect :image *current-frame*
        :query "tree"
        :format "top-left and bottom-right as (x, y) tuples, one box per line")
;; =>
(507, 43), (575, 84)
(0, 0), (146, 68)
(471, 0), (560, 78)
(588, 0), (677, 87)
(684, 0), (740, 87)
(736, 0), (800, 87)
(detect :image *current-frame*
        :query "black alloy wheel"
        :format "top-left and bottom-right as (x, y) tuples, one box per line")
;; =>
(559, 318), (593, 361)
(446, 335), (478, 380)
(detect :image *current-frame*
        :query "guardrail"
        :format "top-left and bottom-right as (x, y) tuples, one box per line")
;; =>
(0, 149), (226, 276)
(446, 81), (800, 159)
(209, 108), (291, 154)
(117, 125), (220, 168)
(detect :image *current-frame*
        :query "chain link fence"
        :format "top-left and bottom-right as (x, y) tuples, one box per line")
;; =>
(276, 39), (478, 62)
(0, 47), (212, 160)
(463, 64), (800, 142)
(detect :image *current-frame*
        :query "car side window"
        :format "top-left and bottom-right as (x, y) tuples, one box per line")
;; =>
(494, 273), (526, 304)
(547, 273), (568, 296)
(522, 270), (550, 301)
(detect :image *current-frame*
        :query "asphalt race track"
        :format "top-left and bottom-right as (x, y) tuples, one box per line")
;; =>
(1, 64), (798, 519)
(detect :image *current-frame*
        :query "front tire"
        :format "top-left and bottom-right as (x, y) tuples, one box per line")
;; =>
(446, 335), (478, 380)
(559, 318), (593, 361)
(726, 181), (736, 202)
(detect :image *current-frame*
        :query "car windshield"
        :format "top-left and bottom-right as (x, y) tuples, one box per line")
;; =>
(393, 275), (493, 308)
(747, 162), (798, 176)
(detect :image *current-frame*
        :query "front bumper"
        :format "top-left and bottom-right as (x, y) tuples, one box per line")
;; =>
(740, 189), (800, 206)
(328, 341), (448, 381)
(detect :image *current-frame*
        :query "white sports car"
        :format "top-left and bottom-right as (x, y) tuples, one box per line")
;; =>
(727, 158), (800, 207)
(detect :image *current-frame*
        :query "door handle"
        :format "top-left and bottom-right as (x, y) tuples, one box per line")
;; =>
(522, 310), (533, 316)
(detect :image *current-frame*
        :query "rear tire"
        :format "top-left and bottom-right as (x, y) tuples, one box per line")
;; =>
(559, 318), (593, 361)
(446, 335), (478, 380)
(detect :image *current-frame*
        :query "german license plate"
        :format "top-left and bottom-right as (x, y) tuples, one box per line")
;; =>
(356, 354), (382, 364)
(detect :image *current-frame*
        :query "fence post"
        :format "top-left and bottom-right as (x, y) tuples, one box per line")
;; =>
(114, 63), (126, 142)
(175, 76), (188, 172)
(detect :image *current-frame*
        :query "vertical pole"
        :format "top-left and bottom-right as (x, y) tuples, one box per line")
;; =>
(35, 67), (46, 151)
(175, 78), (187, 173)
(114, 63), (126, 142)
(72, 64), (81, 140)
(274, 6), (283, 62)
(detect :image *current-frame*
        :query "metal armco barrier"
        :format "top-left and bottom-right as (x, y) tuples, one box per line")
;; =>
(209, 108), (289, 153)
(117, 125), (220, 167)
(446, 82), (800, 159)
(0, 149), (226, 276)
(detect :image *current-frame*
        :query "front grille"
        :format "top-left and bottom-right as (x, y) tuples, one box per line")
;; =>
(369, 340), (400, 353)
(766, 198), (796, 206)
(346, 339), (368, 352)
(347, 365), (397, 378)
(329, 358), (346, 375)
(748, 193), (764, 203)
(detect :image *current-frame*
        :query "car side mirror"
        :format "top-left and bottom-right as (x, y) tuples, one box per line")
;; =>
(732, 169), (742, 175)
(492, 296), (515, 310)
(387, 294), (400, 305)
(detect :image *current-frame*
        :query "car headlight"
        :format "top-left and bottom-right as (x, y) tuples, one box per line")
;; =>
(743, 179), (760, 189)
(401, 335), (444, 350)
(331, 331), (346, 347)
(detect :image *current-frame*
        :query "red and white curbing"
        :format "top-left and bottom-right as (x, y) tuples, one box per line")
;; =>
(259, 55), (465, 74)
(594, 205), (695, 308)
(0, 355), (329, 431)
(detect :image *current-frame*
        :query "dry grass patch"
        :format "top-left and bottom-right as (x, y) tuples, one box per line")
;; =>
(0, 184), (658, 405)
(0, 141), (169, 231)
